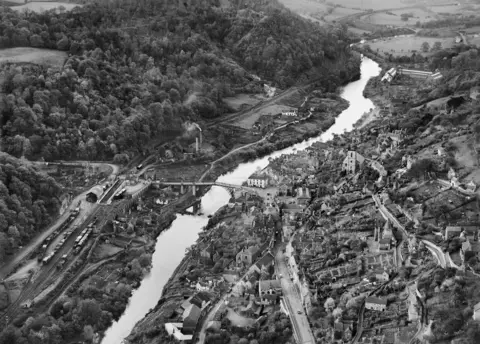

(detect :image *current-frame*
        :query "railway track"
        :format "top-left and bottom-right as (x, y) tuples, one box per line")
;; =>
(0, 206), (103, 327)
(99, 178), (123, 204)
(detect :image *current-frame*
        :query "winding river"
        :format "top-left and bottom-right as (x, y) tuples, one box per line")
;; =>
(101, 57), (381, 344)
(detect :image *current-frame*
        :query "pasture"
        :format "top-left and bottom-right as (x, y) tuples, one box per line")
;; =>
(366, 36), (454, 56)
(324, 7), (363, 22)
(278, 0), (329, 14)
(326, 0), (410, 10)
(362, 8), (436, 26)
(10, 2), (82, 13)
(0, 48), (67, 67)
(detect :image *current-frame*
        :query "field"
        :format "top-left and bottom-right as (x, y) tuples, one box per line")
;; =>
(363, 8), (436, 26)
(325, 0), (411, 10)
(223, 93), (266, 112)
(324, 7), (363, 22)
(366, 36), (454, 56)
(10, 1), (82, 13)
(0, 48), (67, 67)
(278, 0), (328, 14)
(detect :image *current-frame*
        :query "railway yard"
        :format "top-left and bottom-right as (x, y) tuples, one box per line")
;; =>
(0, 161), (168, 329)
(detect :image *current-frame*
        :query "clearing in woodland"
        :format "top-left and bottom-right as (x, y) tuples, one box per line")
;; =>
(0, 48), (67, 67)
(10, 2), (82, 13)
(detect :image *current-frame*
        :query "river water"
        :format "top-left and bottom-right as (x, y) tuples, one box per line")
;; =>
(101, 57), (381, 344)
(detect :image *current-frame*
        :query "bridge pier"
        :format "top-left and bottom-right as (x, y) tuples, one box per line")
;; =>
(192, 182), (196, 197)
(180, 183), (185, 194)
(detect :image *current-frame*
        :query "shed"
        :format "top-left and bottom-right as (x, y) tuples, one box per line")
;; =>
(86, 186), (104, 203)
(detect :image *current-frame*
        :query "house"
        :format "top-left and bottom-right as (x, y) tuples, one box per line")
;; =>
(195, 281), (210, 292)
(282, 203), (304, 214)
(164, 323), (193, 341)
(253, 252), (275, 273)
(247, 174), (269, 188)
(381, 67), (397, 83)
(445, 226), (462, 240)
(200, 244), (214, 264)
(342, 151), (365, 174)
(365, 296), (387, 311)
(474, 302), (480, 321)
(278, 183), (292, 196)
(467, 181), (477, 193)
(236, 246), (261, 266)
(282, 109), (298, 117)
(333, 321), (354, 342)
(182, 304), (201, 334)
(190, 292), (211, 309)
(258, 280), (282, 305)
(375, 269), (390, 282)
(296, 187), (311, 205)
(370, 161), (387, 177)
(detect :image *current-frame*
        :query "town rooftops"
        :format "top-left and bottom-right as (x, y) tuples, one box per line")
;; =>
(259, 280), (281, 290)
(255, 252), (274, 269)
(182, 304), (201, 321)
(365, 296), (387, 305)
(248, 174), (269, 180)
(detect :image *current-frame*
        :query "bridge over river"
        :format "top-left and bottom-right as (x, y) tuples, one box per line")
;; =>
(153, 180), (258, 196)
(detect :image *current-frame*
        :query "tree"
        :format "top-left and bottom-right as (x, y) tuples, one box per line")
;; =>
(76, 299), (102, 326)
(421, 42), (430, 53)
(324, 297), (335, 312)
(432, 41), (442, 51)
(83, 325), (94, 341)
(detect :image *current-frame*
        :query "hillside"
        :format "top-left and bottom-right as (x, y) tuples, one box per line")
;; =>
(0, 0), (359, 162)
(0, 153), (61, 260)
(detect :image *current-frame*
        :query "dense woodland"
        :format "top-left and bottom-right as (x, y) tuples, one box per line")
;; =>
(0, 153), (61, 260)
(0, 0), (359, 162)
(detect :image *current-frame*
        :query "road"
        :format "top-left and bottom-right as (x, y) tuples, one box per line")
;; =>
(274, 246), (315, 344)
(421, 239), (447, 268)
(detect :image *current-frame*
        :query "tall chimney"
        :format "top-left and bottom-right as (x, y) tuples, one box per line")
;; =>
(199, 131), (202, 145)
(195, 137), (199, 153)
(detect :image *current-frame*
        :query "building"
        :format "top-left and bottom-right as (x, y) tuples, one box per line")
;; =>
(282, 203), (304, 215)
(365, 296), (387, 311)
(247, 174), (269, 188)
(200, 244), (214, 264)
(86, 185), (104, 203)
(296, 187), (311, 205)
(282, 109), (298, 117)
(474, 302), (480, 321)
(236, 246), (261, 266)
(375, 269), (390, 282)
(381, 67), (397, 83)
(182, 304), (201, 334)
(253, 252), (275, 273)
(370, 160), (387, 177)
(342, 151), (365, 174)
(258, 280), (282, 305)
(445, 226), (462, 240)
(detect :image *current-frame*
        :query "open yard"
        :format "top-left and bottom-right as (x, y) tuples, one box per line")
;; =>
(0, 48), (67, 67)
(366, 36), (454, 56)
(10, 2), (82, 13)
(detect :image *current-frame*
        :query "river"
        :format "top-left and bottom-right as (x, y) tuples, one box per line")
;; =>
(100, 57), (381, 344)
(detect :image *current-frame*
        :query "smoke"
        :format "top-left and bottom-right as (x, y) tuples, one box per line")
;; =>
(183, 121), (202, 133)
(184, 92), (198, 106)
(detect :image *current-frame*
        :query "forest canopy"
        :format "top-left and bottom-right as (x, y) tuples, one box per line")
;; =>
(0, 0), (359, 162)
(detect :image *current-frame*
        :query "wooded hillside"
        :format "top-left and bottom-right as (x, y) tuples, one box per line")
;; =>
(0, 0), (359, 162)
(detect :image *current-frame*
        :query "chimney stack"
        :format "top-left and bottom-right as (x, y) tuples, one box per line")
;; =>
(195, 137), (199, 153)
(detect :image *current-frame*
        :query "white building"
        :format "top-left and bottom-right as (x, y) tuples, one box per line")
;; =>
(282, 109), (298, 117)
(247, 174), (269, 188)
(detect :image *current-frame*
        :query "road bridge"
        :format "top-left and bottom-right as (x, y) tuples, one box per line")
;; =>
(153, 180), (258, 196)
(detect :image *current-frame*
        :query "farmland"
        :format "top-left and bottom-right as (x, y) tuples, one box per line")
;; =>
(10, 1), (82, 13)
(362, 8), (436, 26)
(365, 35), (454, 56)
(0, 48), (67, 67)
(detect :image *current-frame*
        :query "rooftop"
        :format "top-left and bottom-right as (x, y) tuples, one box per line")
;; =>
(365, 296), (387, 305)
(259, 280), (281, 291)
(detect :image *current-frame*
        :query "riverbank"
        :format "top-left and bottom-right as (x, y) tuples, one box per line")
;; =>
(118, 58), (381, 344)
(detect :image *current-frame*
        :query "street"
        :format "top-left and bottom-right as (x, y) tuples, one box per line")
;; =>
(274, 246), (316, 344)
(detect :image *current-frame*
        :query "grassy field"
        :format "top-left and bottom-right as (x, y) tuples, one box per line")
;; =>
(367, 36), (454, 56)
(324, 6), (363, 21)
(10, 1), (82, 13)
(223, 93), (266, 111)
(278, 0), (329, 14)
(0, 47), (67, 67)
(327, 0), (411, 10)
(363, 8), (436, 26)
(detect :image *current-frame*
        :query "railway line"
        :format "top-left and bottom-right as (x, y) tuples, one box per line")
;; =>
(99, 178), (123, 204)
(0, 206), (104, 326)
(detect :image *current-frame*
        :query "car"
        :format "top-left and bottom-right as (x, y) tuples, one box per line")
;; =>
(297, 311), (302, 314)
